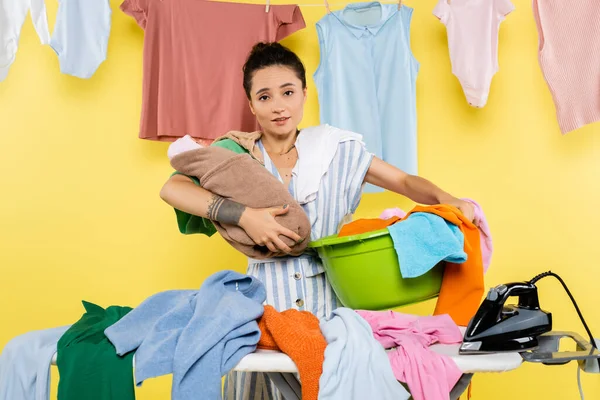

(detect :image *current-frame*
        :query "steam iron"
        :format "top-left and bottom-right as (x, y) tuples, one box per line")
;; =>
(459, 281), (552, 355)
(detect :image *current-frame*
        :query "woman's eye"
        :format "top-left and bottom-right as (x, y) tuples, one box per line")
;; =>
(284, 91), (294, 96)
(259, 95), (269, 101)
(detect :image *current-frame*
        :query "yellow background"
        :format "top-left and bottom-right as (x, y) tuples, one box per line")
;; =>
(1, 0), (599, 398)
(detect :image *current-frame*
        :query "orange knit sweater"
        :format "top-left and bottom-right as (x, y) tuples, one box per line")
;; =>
(257, 305), (327, 400)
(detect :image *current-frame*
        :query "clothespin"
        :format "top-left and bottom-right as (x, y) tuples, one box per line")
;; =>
(324, 0), (331, 14)
(398, 0), (402, 10)
(265, 0), (270, 13)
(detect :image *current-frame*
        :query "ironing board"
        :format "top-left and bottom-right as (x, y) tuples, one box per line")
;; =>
(232, 342), (522, 400)
(49, 328), (522, 399)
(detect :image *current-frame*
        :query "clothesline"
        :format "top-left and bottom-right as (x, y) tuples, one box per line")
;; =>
(294, 1), (400, 5)
(265, 1), (404, 12)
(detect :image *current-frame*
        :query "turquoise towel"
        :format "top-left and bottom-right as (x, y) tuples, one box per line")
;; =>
(387, 212), (467, 278)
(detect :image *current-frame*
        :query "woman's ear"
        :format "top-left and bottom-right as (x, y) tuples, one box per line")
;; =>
(249, 99), (256, 115)
(303, 87), (307, 104)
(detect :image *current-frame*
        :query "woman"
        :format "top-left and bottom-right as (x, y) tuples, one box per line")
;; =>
(160, 42), (474, 399)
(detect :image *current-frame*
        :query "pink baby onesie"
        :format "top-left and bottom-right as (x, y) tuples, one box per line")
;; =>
(434, 0), (514, 108)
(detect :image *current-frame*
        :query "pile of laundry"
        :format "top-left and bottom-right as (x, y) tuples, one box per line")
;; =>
(0, 270), (466, 400)
(339, 201), (492, 327)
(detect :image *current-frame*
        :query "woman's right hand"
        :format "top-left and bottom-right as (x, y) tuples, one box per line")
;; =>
(239, 205), (303, 254)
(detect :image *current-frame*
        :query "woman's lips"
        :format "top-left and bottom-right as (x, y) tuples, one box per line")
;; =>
(273, 117), (290, 126)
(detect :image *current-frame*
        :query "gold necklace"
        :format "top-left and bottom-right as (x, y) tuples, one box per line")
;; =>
(265, 130), (300, 156)
(277, 145), (296, 156)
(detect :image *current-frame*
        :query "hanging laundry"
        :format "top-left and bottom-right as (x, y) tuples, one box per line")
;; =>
(387, 212), (467, 278)
(120, 0), (305, 142)
(0, 0), (50, 82)
(257, 305), (327, 400)
(0, 326), (70, 400)
(357, 310), (463, 400)
(314, 2), (419, 193)
(532, 0), (600, 134)
(433, 0), (514, 108)
(56, 301), (134, 400)
(49, 0), (112, 79)
(318, 307), (410, 400)
(104, 270), (266, 400)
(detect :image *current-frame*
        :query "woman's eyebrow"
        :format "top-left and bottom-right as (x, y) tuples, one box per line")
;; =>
(255, 83), (295, 95)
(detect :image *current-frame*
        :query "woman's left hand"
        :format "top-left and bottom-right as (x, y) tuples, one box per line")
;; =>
(443, 197), (476, 223)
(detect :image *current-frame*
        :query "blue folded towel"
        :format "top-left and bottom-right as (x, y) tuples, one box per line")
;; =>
(387, 212), (467, 278)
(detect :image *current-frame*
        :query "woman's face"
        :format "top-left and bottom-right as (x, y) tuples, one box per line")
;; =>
(248, 65), (307, 138)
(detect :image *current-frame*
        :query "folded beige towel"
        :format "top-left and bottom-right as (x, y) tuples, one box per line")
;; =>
(170, 146), (311, 259)
(213, 130), (264, 163)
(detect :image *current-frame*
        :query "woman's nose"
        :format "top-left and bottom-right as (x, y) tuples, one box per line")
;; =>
(271, 98), (285, 113)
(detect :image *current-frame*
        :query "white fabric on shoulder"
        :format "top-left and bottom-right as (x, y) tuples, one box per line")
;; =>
(295, 124), (366, 205)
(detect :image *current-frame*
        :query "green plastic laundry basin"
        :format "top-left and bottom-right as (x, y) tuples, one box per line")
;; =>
(308, 228), (444, 310)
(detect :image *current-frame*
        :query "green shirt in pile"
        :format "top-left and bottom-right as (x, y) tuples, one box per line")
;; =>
(56, 301), (135, 400)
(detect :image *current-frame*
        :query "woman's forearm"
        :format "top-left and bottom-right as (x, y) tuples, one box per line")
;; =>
(400, 174), (455, 205)
(159, 175), (246, 225)
(364, 158), (457, 205)
(364, 157), (473, 219)
(160, 175), (301, 250)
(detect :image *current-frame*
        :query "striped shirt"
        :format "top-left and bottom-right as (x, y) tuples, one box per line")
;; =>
(224, 125), (374, 399)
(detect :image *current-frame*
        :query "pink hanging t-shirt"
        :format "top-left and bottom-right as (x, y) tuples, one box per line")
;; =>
(121, 0), (306, 142)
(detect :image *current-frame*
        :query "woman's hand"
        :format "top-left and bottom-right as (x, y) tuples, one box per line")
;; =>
(239, 205), (303, 254)
(441, 197), (476, 223)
